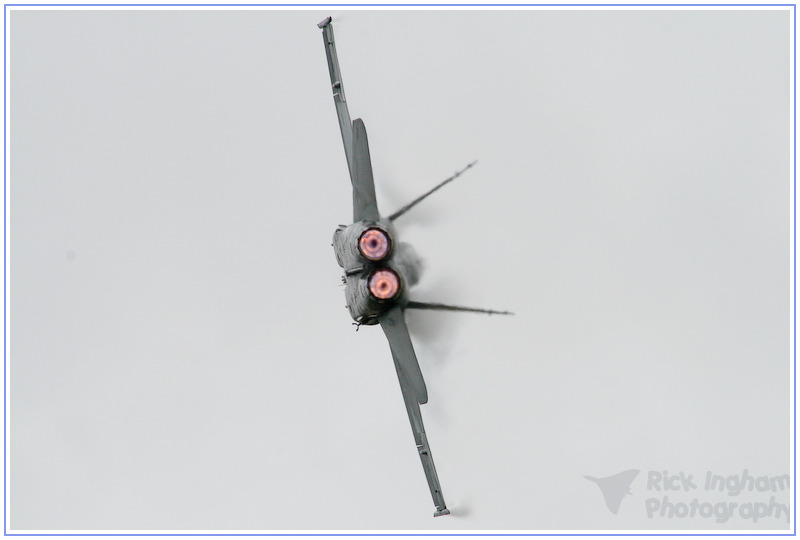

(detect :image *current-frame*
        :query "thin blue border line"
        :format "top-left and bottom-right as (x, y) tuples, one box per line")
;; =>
(793, 1), (797, 535)
(0, 3), (796, 5)
(0, 533), (775, 537)
(4, 2), (7, 537)
(1, 3), (796, 537)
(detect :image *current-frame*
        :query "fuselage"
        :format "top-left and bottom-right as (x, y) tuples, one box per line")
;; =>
(333, 220), (405, 325)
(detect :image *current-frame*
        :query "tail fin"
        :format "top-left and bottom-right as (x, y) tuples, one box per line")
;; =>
(388, 161), (477, 222)
(405, 301), (513, 316)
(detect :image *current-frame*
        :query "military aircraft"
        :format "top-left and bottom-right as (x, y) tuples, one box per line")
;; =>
(318, 16), (512, 517)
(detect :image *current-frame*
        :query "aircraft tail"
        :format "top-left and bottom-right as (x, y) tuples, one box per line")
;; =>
(388, 161), (477, 222)
(405, 301), (513, 316)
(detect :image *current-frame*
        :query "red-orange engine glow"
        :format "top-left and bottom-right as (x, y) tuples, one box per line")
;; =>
(358, 228), (391, 261)
(368, 268), (400, 300)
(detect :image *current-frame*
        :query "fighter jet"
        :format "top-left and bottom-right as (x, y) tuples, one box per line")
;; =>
(318, 16), (511, 517)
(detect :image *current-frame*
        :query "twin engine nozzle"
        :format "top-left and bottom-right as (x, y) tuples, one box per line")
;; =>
(359, 227), (400, 301)
(334, 222), (403, 316)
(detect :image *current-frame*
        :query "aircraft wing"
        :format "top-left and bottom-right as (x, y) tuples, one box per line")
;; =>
(319, 18), (353, 172)
(379, 306), (450, 516)
(319, 17), (380, 222)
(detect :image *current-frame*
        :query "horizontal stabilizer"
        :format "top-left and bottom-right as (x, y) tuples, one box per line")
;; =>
(406, 301), (513, 316)
(351, 119), (380, 222)
(379, 306), (428, 404)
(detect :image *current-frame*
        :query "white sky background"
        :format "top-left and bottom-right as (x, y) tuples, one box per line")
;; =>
(8, 7), (792, 531)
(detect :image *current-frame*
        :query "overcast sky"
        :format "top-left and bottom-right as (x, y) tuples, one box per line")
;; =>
(9, 7), (792, 531)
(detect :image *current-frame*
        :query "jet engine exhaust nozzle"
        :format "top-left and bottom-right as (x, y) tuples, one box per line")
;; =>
(368, 268), (400, 300)
(358, 227), (391, 261)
